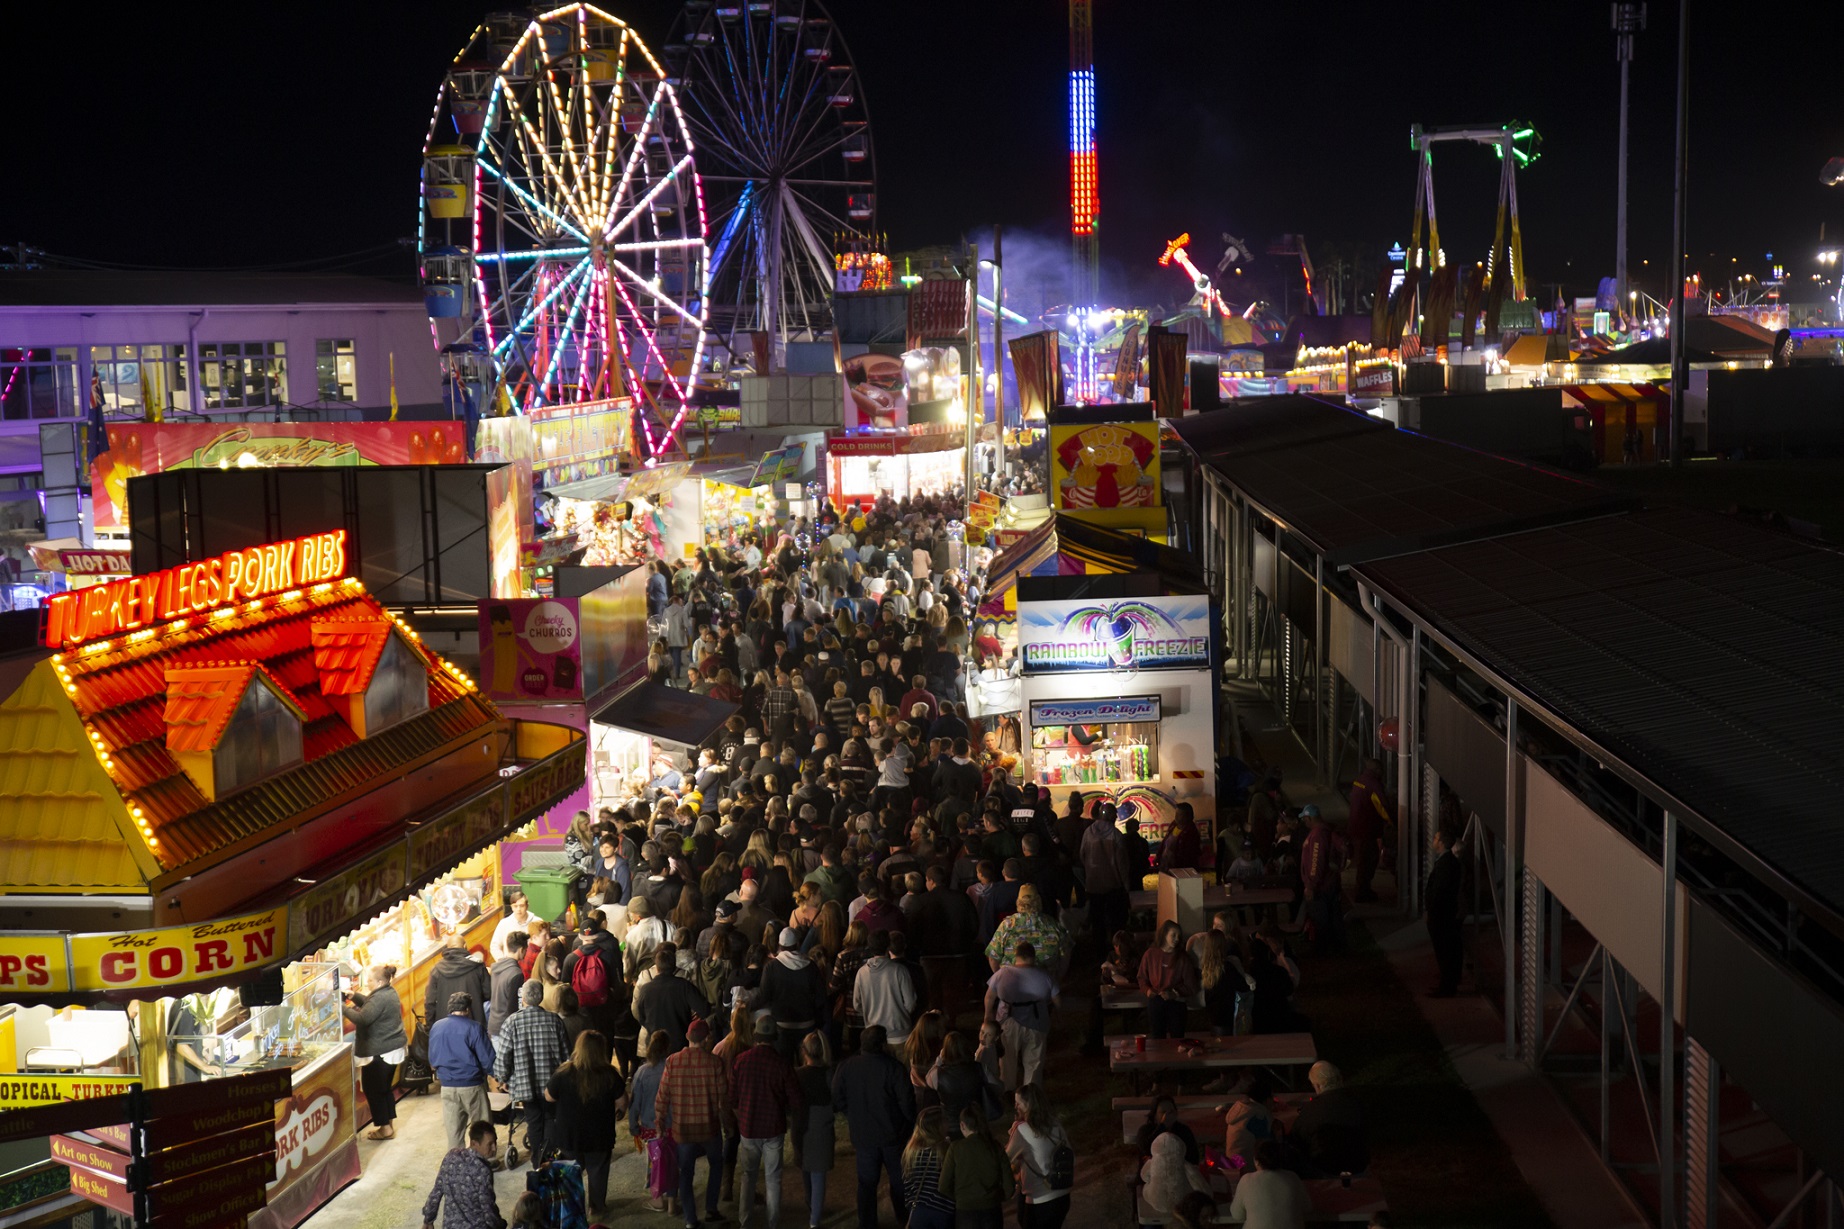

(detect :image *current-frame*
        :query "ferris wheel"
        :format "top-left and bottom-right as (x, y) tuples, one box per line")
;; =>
(419, 5), (710, 459)
(662, 0), (876, 368)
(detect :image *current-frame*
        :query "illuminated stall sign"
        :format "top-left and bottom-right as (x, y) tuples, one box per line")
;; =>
(1018, 595), (1210, 675)
(1028, 695), (1161, 724)
(41, 530), (349, 650)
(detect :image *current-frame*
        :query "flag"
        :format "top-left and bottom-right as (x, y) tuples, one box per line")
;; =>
(140, 362), (162, 423)
(389, 352), (400, 420)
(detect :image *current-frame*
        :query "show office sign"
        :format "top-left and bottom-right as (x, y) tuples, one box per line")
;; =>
(1018, 596), (1210, 675)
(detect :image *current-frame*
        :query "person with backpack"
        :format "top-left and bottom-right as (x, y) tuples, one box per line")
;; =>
(982, 941), (1059, 1093)
(1006, 1083), (1074, 1229)
(561, 912), (623, 1036)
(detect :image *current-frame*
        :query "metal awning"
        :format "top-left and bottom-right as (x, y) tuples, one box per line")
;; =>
(592, 680), (738, 748)
(1167, 393), (1385, 459)
(1357, 507), (1844, 923)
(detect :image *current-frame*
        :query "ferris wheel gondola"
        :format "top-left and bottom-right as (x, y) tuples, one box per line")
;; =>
(418, 4), (712, 460)
(663, 0), (876, 370)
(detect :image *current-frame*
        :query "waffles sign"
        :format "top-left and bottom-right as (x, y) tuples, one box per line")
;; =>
(1018, 596), (1211, 675)
(40, 530), (349, 650)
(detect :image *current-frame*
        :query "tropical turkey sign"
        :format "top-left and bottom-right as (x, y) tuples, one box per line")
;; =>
(1017, 595), (1210, 676)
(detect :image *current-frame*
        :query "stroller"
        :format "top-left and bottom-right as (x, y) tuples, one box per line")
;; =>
(487, 1089), (532, 1167)
(398, 1012), (434, 1096)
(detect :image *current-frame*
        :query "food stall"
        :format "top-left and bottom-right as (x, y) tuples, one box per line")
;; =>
(0, 528), (585, 1228)
(1016, 591), (1218, 881)
(825, 425), (966, 510)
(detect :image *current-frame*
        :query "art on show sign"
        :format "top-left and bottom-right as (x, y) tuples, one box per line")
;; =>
(91, 423), (469, 531)
(481, 598), (583, 700)
(1018, 595), (1211, 675)
(1028, 695), (1161, 725)
(40, 530), (350, 650)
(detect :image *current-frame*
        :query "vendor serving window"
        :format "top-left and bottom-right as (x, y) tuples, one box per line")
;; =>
(1028, 695), (1160, 787)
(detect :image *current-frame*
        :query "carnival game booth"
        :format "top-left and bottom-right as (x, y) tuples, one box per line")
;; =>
(1015, 576), (1218, 884)
(0, 529), (584, 1229)
(824, 424), (965, 510)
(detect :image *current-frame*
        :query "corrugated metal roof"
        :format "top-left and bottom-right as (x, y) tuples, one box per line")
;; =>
(163, 663), (304, 753)
(0, 663), (151, 891)
(310, 617), (393, 696)
(1167, 394), (1385, 458)
(48, 584), (495, 882)
(1208, 427), (1636, 565)
(1357, 507), (1844, 916)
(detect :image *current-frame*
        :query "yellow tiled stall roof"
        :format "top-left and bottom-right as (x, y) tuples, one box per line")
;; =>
(2, 580), (498, 894)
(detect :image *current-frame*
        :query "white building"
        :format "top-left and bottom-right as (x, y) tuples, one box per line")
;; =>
(0, 271), (444, 486)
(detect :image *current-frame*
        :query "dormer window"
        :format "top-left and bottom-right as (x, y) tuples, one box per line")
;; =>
(311, 617), (430, 739)
(165, 665), (306, 800)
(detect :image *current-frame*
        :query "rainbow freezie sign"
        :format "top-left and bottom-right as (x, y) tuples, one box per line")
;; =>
(1017, 596), (1210, 675)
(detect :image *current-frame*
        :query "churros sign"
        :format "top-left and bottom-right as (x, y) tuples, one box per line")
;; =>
(41, 530), (349, 650)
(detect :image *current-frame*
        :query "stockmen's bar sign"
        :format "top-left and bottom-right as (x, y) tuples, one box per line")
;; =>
(42, 529), (350, 650)
(0, 1073), (138, 1111)
(1018, 596), (1211, 675)
(1028, 696), (1161, 725)
(67, 909), (284, 994)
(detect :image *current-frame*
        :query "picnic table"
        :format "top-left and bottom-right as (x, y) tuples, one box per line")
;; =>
(1109, 1032), (1317, 1088)
(1115, 1092), (1308, 1145)
(1127, 1167), (1388, 1225)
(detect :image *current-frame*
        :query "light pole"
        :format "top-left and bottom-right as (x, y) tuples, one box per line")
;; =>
(985, 225), (1005, 489)
(1666, 0), (1689, 470)
(1613, 4), (1646, 309)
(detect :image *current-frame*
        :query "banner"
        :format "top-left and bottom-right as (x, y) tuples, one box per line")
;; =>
(1018, 595), (1211, 675)
(1008, 331), (1060, 423)
(0, 1074), (138, 1111)
(749, 446), (804, 488)
(1147, 329), (1189, 416)
(480, 598), (583, 701)
(907, 279), (970, 345)
(1050, 422), (1160, 510)
(1112, 322), (1143, 398)
(1028, 695), (1161, 724)
(67, 909), (284, 994)
(843, 353), (904, 429)
(91, 423), (468, 531)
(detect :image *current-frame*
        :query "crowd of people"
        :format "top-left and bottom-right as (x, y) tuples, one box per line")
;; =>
(382, 492), (1386, 1229)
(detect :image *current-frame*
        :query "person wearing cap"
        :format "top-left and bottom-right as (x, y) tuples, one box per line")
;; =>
(428, 991), (500, 1150)
(656, 1018), (732, 1229)
(634, 945), (710, 1055)
(699, 899), (750, 966)
(752, 927), (827, 1060)
(732, 1014), (804, 1229)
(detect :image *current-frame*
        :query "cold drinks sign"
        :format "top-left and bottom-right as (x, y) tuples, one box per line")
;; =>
(41, 530), (350, 650)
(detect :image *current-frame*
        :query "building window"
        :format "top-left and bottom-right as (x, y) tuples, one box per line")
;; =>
(363, 631), (431, 734)
(89, 344), (178, 418)
(177, 341), (286, 410)
(215, 677), (304, 794)
(314, 339), (358, 402)
(0, 347), (79, 420)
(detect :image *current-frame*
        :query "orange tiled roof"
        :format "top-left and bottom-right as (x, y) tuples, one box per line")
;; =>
(310, 617), (394, 696)
(164, 663), (306, 754)
(35, 581), (497, 883)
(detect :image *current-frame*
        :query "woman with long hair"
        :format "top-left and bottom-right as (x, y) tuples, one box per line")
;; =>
(1007, 1083), (1072, 1229)
(796, 1031), (836, 1228)
(543, 1030), (622, 1216)
(702, 852), (740, 905)
(1136, 921), (1196, 1040)
(741, 829), (774, 873)
(713, 998), (755, 1067)
(867, 685), (889, 721)
(825, 920), (872, 1048)
(904, 1009), (949, 1090)
(538, 937), (570, 989)
(669, 884), (709, 939)
(929, 1030), (993, 1132)
(941, 1106), (1014, 1229)
(901, 1106), (958, 1229)
(1196, 929), (1249, 1039)
(812, 899), (846, 956)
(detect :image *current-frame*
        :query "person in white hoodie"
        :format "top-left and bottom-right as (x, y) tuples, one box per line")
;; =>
(1226, 1140), (1309, 1229)
(1005, 1083), (1072, 1229)
(752, 928), (826, 1060)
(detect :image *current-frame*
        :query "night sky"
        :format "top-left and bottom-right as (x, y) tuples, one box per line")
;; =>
(5, 0), (1842, 307)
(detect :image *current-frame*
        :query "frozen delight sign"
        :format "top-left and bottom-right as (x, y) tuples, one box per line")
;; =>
(1018, 596), (1210, 675)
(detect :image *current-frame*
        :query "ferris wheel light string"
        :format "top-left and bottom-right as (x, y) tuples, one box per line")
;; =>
(535, 261), (598, 392)
(478, 157), (592, 244)
(604, 153), (695, 241)
(506, 98), (595, 227)
(600, 87), (663, 237)
(606, 272), (688, 404)
(606, 255), (703, 327)
(492, 258), (592, 358)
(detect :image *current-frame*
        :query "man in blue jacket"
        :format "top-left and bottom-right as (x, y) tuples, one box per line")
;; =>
(832, 1025), (916, 1229)
(428, 991), (500, 1150)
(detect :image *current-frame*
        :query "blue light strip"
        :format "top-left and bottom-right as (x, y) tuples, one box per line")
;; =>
(708, 180), (754, 278)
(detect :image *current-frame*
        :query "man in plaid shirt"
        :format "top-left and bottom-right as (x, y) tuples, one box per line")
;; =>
(731, 1016), (803, 1229)
(493, 980), (569, 1164)
(656, 1018), (732, 1228)
(760, 671), (798, 737)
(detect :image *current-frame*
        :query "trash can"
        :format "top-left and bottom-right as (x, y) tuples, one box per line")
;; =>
(513, 866), (577, 924)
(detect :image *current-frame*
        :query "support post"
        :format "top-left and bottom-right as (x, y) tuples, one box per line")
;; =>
(1314, 554), (1326, 785)
(1660, 810), (1681, 1228)
(1398, 626), (1419, 915)
(1503, 698), (1520, 1058)
(1667, 0), (1690, 465)
(1519, 868), (1544, 1066)
(1684, 1036), (1720, 1229)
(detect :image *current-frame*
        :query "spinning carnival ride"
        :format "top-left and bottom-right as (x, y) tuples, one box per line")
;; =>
(419, 6), (711, 459)
(662, 0), (876, 368)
